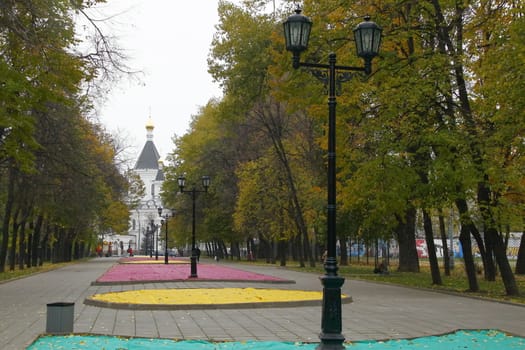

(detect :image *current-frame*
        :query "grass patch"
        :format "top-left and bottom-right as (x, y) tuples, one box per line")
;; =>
(286, 261), (525, 305)
(0, 262), (72, 283)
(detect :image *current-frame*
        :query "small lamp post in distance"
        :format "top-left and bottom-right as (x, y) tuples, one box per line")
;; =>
(178, 174), (210, 278)
(157, 207), (174, 264)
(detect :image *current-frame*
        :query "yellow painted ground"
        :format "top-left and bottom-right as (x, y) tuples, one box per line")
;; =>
(89, 288), (341, 305)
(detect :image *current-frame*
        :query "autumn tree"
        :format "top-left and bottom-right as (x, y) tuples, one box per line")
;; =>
(0, 0), (132, 270)
(162, 0), (523, 295)
(207, 1), (322, 266)
(325, 0), (522, 293)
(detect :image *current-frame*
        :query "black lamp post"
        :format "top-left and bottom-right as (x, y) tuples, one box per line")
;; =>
(158, 207), (174, 264)
(146, 226), (152, 258)
(178, 174), (210, 278)
(283, 8), (382, 350)
(148, 221), (157, 259)
(154, 220), (160, 260)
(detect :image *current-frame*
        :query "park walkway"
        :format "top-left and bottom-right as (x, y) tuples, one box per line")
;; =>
(0, 257), (524, 349)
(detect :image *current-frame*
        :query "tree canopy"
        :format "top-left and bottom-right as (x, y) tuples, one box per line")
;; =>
(0, 0), (132, 270)
(161, 0), (524, 295)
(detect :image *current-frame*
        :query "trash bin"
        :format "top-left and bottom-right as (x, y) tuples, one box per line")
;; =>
(46, 302), (74, 334)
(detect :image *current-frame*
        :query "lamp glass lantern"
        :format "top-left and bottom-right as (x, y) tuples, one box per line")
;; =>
(202, 176), (211, 191)
(178, 175), (186, 191)
(283, 8), (312, 54)
(283, 7), (312, 68)
(284, 9), (382, 72)
(158, 207), (173, 217)
(353, 16), (382, 60)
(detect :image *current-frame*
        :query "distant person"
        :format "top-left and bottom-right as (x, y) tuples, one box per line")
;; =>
(374, 262), (389, 275)
(196, 247), (201, 262)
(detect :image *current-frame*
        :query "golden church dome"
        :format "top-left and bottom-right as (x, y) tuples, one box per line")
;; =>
(145, 117), (154, 131)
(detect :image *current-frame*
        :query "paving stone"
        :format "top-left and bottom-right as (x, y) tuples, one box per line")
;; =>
(1, 257), (524, 349)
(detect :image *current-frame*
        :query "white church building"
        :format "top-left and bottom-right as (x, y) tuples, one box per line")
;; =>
(98, 118), (167, 256)
(127, 118), (165, 254)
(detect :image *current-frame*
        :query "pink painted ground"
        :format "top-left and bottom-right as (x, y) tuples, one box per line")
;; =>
(96, 262), (291, 284)
(118, 257), (190, 264)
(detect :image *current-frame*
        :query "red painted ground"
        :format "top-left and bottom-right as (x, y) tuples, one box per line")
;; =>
(95, 260), (292, 284)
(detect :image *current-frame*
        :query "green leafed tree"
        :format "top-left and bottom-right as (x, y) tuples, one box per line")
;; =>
(0, 0), (133, 270)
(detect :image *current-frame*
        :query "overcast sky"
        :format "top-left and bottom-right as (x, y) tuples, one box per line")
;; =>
(90, 0), (226, 165)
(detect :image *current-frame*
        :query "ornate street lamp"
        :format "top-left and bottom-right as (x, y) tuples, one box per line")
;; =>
(178, 174), (210, 278)
(155, 221), (159, 260)
(158, 207), (174, 264)
(146, 226), (151, 258)
(148, 220), (157, 259)
(283, 7), (382, 350)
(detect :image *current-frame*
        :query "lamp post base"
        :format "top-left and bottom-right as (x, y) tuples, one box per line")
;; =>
(189, 256), (198, 278)
(164, 254), (168, 264)
(317, 274), (345, 350)
(317, 333), (345, 350)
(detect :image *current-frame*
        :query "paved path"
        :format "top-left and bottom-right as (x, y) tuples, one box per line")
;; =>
(1, 257), (524, 349)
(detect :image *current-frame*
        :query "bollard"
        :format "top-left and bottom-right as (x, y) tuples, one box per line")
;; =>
(46, 302), (74, 334)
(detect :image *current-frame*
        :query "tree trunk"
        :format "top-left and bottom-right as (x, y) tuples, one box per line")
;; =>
(235, 242), (241, 260)
(295, 234), (304, 267)
(0, 165), (16, 273)
(39, 221), (50, 266)
(269, 240), (276, 264)
(459, 225), (479, 292)
(492, 229), (519, 295)
(55, 226), (65, 262)
(9, 209), (21, 271)
(515, 229), (525, 274)
(259, 236), (271, 263)
(18, 219), (26, 270)
(450, 199), (488, 278)
(31, 215), (44, 267)
(479, 180), (497, 282)
(423, 209), (442, 285)
(73, 240), (80, 260)
(80, 241), (87, 259)
(220, 240), (228, 259)
(395, 207), (419, 272)
(455, 198), (483, 292)
(277, 207), (286, 266)
(26, 221), (33, 268)
(483, 230), (497, 281)
(339, 235), (348, 266)
(278, 239), (286, 266)
(478, 182), (519, 295)
(438, 210), (451, 276)
(301, 228), (314, 267)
